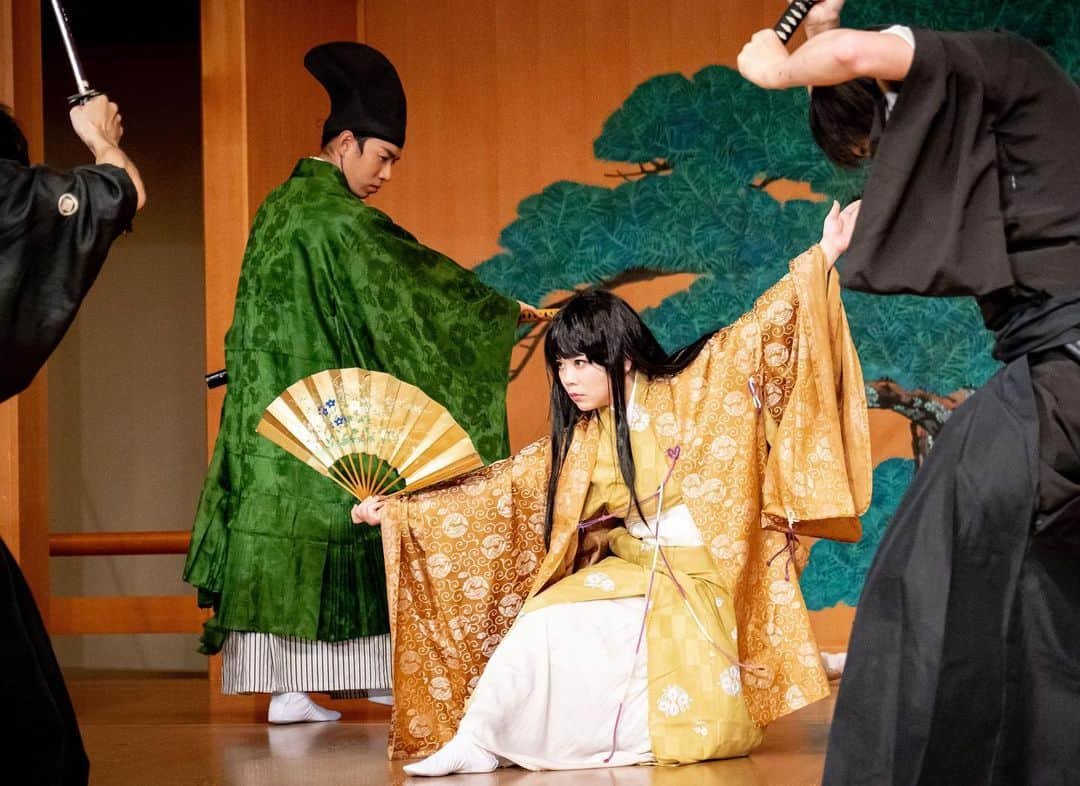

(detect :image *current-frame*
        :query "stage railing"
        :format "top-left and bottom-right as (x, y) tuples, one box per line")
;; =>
(48, 531), (207, 636)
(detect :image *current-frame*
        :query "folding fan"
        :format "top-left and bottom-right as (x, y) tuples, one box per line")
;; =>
(257, 368), (483, 500)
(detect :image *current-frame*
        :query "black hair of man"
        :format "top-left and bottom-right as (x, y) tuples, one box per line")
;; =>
(0, 105), (30, 165)
(808, 78), (884, 169)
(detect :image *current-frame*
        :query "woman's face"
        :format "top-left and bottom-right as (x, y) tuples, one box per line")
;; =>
(556, 355), (611, 412)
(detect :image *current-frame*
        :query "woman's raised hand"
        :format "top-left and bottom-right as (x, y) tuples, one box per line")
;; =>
(351, 495), (386, 526)
(819, 199), (861, 268)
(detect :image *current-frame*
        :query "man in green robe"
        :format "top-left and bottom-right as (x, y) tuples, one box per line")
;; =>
(184, 42), (521, 723)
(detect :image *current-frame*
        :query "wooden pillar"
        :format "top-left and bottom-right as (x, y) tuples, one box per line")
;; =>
(0, 0), (50, 613)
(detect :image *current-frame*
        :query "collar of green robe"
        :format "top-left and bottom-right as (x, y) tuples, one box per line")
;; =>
(292, 156), (352, 192)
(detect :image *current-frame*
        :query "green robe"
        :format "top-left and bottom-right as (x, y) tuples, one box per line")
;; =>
(184, 158), (519, 654)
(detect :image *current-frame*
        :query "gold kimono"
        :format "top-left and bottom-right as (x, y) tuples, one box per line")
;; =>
(381, 246), (872, 761)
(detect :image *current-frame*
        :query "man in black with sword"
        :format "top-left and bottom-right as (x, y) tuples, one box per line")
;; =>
(1, 70), (146, 786)
(739, 1), (1080, 784)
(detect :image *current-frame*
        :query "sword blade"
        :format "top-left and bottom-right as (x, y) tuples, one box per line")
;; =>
(48, 0), (92, 96)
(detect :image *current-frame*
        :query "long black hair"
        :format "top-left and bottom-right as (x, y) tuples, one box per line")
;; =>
(808, 77), (885, 168)
(541, 289), (712, 547)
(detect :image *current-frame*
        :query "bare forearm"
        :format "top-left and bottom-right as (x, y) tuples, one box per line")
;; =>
(774, 29), (913, 87)
(92, 143), (146, 209)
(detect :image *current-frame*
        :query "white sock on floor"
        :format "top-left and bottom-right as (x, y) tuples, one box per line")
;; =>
(401, 734), (499, 777)
(820, 651), (847, 680)
(267, 692), (342, 724)
(366, 693), (394, 706)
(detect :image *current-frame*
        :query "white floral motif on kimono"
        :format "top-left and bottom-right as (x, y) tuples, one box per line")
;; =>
(480, 633), (502, 657)
(654, 412), (679, 438)
(426, 553), (452, 579)
(719, 665), (742, 696)
(682, 473), (725, 503)
(723, 390), (749, 417)
(447, 616), (466, 641)
(798, 641), (820, 668)
(441, 513), (469, 538)
(765, 299), (795, 326)
(769, 579), (797, 606)
(693, 721), (710, 737)
(710, 533), (749, 567)
(764, 342), (791, 368)
(498, 593), (523, 618)
(515, 550), (539, 576)
(481, 534), (508, 559)
(428, 676), (452, 701)
(400, 650), (422, 675)
(786, 685), (808, 710)
(708, 434), (738, 461)
(408, 713), (433, 738)
(657, 685), (692, 717)
(583, 572), (616, 592)
(627, 401), (650, 432)
(462, 576), (491, 600)
(529, 512), (546, 534)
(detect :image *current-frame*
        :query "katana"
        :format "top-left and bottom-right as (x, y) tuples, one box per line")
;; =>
(48, 0), (102, 106)
(773, 0), (821, 44)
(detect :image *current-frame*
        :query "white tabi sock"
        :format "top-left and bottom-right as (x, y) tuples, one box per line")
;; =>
(401, 734), (499, 777)
(820, 651), (848, 680)
(267, 691), (342, 724)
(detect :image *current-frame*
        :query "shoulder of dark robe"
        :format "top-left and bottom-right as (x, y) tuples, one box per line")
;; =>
(0, 160), (138, 402)
(840, 28), (1079, 299)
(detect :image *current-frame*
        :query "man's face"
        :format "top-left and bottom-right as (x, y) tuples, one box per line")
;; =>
(338, 135), (401, 199)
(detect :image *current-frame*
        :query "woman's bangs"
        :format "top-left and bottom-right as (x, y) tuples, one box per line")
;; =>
(545, 309), (607, 365)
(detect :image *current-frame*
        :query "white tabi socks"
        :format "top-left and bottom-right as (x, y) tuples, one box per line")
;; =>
(267, 691), (342, 724)
(402, 734), (499, 777)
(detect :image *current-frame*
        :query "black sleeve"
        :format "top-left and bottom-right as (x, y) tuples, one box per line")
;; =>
(839, 30), (1017, 298)
(0, 160), (137, 401)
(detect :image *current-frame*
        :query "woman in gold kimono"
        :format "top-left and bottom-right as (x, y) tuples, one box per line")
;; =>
(353, 202), (870, 775)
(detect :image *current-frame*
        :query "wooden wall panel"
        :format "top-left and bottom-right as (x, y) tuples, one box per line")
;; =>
(201, 0), (249, 454)
(244, 0), (359, 214)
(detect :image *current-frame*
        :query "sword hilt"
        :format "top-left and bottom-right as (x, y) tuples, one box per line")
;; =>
(774, 0), (821, 44)
(67, 89), (103, 108)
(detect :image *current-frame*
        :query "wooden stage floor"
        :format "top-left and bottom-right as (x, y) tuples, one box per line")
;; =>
(70, 672), (835, 786)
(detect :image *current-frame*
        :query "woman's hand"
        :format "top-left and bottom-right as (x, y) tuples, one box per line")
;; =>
(819, 199), (861, 268)
(737, 29), (792, 89)
(351, 495), (386, 526)
(804, 0), (845, 40)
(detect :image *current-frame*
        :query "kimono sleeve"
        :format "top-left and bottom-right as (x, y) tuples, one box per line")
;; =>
(759, 246), (872, 541)
(379, 437), (550, 758)
(840, 30), (1017, 297)
(337, 207), (520, 464)
(0, 162), (137, 401)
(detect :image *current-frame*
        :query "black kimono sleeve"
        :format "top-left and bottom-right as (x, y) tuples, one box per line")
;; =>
(0, 160), (137, 401)
(840, 30), (1032, 298)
